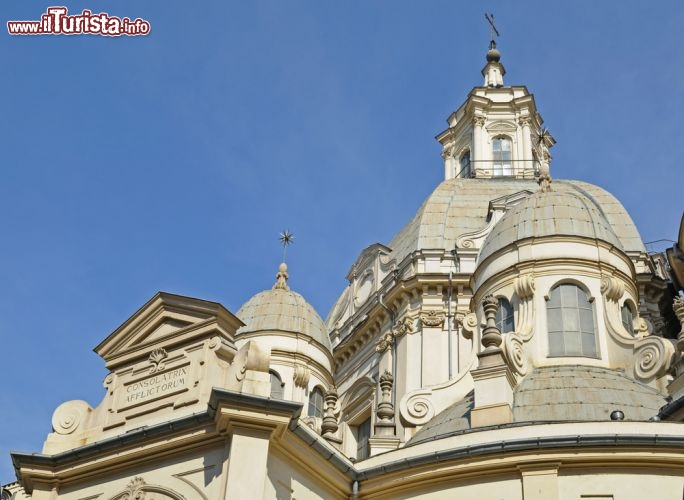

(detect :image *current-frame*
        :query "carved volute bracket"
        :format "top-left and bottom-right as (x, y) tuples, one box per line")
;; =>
(376, 316), (415, 353)
(375, 332), (394, 353)
(601, 276), (625, 303)
(293, 364), (311, 388)
(457, 311), (478, 339)
(633, 336), (675, 382)
(513, 274), (535, 301)
(513, 274), (536, 341)
(481, 295), (502, 350)
(392, 316), (414, 338)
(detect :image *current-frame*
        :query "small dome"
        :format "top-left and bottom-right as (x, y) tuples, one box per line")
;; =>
(236, 266), (331, 351)
(479, 188), (624, 263)
(406, 366), (667, 446)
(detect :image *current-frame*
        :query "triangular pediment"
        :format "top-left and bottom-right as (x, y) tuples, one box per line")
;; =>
(94, 292), (244, 369)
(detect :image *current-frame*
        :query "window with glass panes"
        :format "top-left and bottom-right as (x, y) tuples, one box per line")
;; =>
(547, 284), (598, 357)
(459, 150), (471, 178)
(621, 304), (635, 336)
(492, 137), (512, 176)
(269, 371), (284, 399)
(495, 298), (515, 333)
(308, 386), (325, 418)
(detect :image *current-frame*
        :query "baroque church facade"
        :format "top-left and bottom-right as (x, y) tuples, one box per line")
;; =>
(5, 42), (684, 499)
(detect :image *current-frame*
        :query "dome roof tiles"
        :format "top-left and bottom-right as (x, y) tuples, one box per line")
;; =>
(479, 188), (624, 262)
(236, 288), (331, 352)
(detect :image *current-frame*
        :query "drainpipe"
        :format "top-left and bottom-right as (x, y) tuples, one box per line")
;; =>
(351, 479), (360, 499)
(448, 248), (460, 379)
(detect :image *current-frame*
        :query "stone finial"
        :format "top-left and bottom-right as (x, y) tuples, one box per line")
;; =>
(273, 262), (289, 291)
(674, 296), (684, 352)
(376, 371), (395, 423)
(321, 386), (339, 439)
(481, 295), (503, 350)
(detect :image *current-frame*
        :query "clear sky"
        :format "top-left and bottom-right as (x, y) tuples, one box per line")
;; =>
(1, 0), (682, 482)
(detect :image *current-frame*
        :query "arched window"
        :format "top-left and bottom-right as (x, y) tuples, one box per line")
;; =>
(547, 284), (598, 357)
(459, 150), (471, 178)
(308, 386), (325, 418)
(269, 370), (284, 399)
(492, 137), (512, 176)
(495, 297), (515, 333)
(621, 303), (635, 336)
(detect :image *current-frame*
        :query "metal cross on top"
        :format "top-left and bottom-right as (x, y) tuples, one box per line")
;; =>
(485, 13), (500, 48)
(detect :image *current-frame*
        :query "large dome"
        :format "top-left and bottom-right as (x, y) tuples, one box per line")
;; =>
(236, 265), (331, 352)
(387, 178), (644, 267)
(478, 187), (624, 263)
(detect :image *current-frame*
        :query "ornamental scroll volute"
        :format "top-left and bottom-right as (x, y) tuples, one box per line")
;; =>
(512, 274), (535, 341)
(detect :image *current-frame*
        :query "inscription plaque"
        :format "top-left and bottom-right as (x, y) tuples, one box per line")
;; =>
(119, 365), (189, 410)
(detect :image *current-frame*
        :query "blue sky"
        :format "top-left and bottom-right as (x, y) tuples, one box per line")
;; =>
(1, 0), (682, 481)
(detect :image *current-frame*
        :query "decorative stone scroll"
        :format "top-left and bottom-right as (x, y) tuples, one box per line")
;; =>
(292, 364), (311, 388)
(399, 389), (435, 426)
(513, 275), (536, 341)
(633, 336), (675, 382)
(51, 400), (93, 435)
(502, 334), (528, 377)
(456, 311), (478, 340)
(600, 276), (625, 302)
(376, 316), (415, 353)
(420, 310), (446, 328)
(392, 316), (414, 338)
(513, 274), (535, 301)
(375, 332), (394, 353)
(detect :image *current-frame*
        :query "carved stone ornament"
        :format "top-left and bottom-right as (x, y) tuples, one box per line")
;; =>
(502, 334), (528, 377)
(123, 477), (146, 500)
(472, 115), (486, 127)
(392, 316), (414, 338)
(148, 348), (168, 374)
(633, 336), (675, 382)
(377, 317), (415, 353)
(292, 364), (311, 388)
(600, 276), (625, 302)
(441, 144), (456, 160)
(457, 311), (478, 339)
(375, 332), (394, 353)
(420, 310), (446, 328)
(513, 275), (535, 301)
(674, 296), (684, 352)
(399, 389), (435, 426)
(51, 400), (92, 435)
